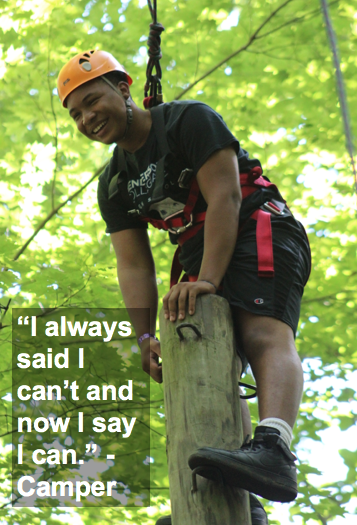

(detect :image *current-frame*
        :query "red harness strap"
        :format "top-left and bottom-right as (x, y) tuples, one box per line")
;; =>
(251, 209), (274, 277)
(239, 167), (277, 278)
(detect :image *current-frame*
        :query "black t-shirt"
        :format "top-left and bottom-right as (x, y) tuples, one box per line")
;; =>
(98, 101), (278, 274)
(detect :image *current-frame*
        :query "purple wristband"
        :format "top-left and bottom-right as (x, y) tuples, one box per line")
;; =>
(138, 333), (159, 346)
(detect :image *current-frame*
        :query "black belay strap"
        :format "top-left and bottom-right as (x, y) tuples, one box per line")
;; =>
(150, 105), (170, 156)
(239, 381), (257, 399)
(108, 148), (130, 199)
(149, 105), (170, 204)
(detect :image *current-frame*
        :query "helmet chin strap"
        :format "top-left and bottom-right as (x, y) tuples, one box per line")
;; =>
(101, 76), (133, 141)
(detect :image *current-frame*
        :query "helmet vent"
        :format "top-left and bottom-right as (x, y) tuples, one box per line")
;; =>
(79, 58), (92, 71)
(83, 53), (91, 58)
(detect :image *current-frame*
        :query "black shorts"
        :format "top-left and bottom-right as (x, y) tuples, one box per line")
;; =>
(218, 210), (311, 372)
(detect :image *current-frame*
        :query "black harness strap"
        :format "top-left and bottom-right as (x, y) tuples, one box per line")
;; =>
(149, 105), (171, 204)
(108, 148), (129, 199)
(150, 105), (170, 156)
(151, 157), (166, 204)
(109, 106), (170, 203)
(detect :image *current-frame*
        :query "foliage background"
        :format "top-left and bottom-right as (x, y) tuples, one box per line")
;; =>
(0, 0), (356, 523)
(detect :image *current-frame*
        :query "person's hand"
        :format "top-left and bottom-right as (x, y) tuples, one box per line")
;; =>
(140, 337), (162, 383)
(163, 280), (216, 322)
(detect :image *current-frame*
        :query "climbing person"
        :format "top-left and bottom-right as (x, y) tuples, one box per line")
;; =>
(57, 49), (311, 523)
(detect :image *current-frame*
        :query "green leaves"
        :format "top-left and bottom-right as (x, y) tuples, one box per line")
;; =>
(0, 0), (356, 522)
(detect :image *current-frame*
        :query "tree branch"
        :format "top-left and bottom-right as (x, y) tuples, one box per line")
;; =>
(302, 289), (355, 304)
(32, 275), (92, 316)
(245, 47), (306, 65)
(174, 0), (340, 100)
(0, 299), (11, 324)
(47, 22), (59, 211)
(255, 0), (339, 41)
(310, 503), (329, 525)
(13, 162), (108, 261)
(175, 0), (296, 100)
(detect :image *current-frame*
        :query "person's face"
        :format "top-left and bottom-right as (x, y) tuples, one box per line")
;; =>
(66, 78), (129, 144)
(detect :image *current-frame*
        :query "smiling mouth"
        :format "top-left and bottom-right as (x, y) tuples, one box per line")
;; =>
(92, 120), (108, 135)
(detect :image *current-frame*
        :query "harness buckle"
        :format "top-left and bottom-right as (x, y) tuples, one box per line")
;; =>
(262, 201), (284, 216)
(178, 168), (194, 189)
(168, 213), (193, 235)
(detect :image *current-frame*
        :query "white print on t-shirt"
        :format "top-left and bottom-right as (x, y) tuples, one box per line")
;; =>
(127, 163), (156, 205)
(149, 197), (185, 220)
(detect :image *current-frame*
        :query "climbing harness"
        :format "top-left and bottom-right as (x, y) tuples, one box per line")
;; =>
(165, 169), (285, 288)
(108, 104), (288, 289)
(144, 0), (165, 109)
(145, 106), (286, 287)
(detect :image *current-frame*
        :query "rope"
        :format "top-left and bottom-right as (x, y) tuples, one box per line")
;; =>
(144, 0), (165, 108)
(320, 0), (357, 198)
(239, 381), (258, 400)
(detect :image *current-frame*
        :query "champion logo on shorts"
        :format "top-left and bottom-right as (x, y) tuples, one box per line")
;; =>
(254, 298), (264, 305)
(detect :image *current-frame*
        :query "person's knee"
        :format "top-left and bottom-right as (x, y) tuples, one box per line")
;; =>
(243, 330), (303, 385)
(241, 325), (276, 362)
(236, 312), (296, 362)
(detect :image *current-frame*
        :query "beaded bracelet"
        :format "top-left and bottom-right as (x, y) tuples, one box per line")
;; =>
(138, 333), (159, 346)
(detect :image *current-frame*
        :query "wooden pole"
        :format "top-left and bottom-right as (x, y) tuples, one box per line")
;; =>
(159, 294), (251, 525)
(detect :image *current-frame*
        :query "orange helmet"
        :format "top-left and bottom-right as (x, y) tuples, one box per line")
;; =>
(57, 50), (133, 107)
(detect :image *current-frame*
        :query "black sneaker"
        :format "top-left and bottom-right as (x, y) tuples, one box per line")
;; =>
(188, 426), (297, 502)
(155, 493), (268, 524)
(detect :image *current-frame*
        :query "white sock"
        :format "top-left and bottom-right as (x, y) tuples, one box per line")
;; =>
(258, 417), (293, 449)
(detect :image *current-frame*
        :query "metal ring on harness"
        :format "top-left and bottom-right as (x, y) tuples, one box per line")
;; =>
(168, 213), (193, 235)
(262, 201), (284, 216)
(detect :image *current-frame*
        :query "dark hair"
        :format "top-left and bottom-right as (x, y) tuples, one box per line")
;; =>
(102, 71), (129, 86)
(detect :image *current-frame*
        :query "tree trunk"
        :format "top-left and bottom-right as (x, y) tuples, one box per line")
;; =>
(159, 294), (251, 525)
